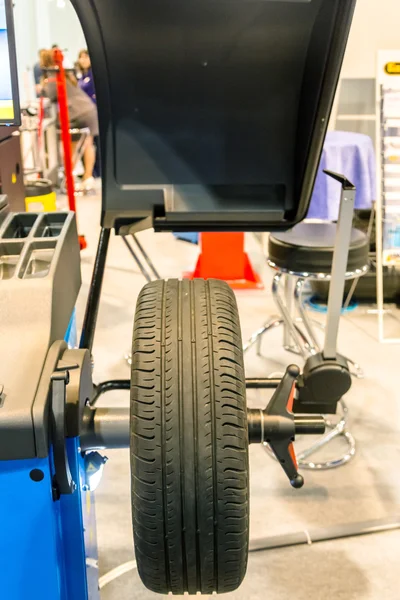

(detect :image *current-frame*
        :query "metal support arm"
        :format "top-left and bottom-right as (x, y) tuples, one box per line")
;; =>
(323, 170), (356, 360)
(84, 367), (325, 489)
(81, 407), (130, 451)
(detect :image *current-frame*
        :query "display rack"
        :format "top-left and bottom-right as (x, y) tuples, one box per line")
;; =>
(375, 51), (400, 343)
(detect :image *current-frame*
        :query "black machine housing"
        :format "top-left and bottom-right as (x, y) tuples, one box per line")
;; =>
(71, 0), (356, 232)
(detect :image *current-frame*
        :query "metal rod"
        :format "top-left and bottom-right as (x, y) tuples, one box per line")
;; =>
(292, 323), (313, 353)
(80, 228), (111, 352)
(81, 407), (130, 451)
(245, 378), (281, 389)
(90, 379), (130, 407)
(343, 275), (359, 311)
(249, 517), (400, 553)
(122, 235), (152, 283)
(294, 278), (320, 352)
(243, 318), (283, 354)
(324, 180), (356, 359)
(273, 273), (308, 359)
(81, 406), (326, 452)
(248, 410), (325, 444)
(283, 274), (295, 348)
(132, 234), (160, 279)
(294, 415), (326, 435)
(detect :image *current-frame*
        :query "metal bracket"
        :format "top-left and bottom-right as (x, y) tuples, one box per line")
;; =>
(323, 170), (356, 360)
(248, 366), (325, 488)
(50, 365), (78, 499)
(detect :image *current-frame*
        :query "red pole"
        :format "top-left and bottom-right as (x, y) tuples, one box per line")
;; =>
(37, 96), (44, 142)
(53, 49), (76, 212)
(37, 96), (44, 179)
(52, 49), (86, 249)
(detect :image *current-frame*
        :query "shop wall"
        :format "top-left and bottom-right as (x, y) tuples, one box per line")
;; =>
(13, 0), (86, 104)
(342, 0), (400, 79)
(46, 0), (86, 65)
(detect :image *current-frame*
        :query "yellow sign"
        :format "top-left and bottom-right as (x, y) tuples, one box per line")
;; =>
(0, 101), (14, 120)
(385, 62), (400, 75)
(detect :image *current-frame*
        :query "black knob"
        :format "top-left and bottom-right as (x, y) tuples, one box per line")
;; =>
(290, 474), (304, 489)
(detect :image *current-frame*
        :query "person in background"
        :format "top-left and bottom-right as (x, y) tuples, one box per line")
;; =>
(33, 49), (46, 96)
(52, 44), (75, 71)
(76, 49), (96, 103)
(76, 49), (101, 177)
(40, 49), (98, 190)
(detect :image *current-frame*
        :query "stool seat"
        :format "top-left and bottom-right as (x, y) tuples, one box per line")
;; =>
(269, 223), (369, 275)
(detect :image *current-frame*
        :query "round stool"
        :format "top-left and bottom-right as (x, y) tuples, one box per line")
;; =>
(269, 222), (369, 275)
(244, 222), (369, 470)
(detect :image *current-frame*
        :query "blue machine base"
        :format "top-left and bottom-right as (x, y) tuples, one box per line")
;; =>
(0, 438), (99, 599)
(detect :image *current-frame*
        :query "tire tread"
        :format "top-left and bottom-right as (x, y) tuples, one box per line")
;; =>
(131, 278), (248, 594)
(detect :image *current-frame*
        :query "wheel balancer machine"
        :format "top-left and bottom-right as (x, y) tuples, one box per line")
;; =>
(0, 1), (375, 598)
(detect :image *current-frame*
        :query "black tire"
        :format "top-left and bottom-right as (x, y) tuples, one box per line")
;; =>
(131, 278), (249, 595)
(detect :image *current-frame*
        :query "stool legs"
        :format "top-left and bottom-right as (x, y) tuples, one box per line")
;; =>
(72, 132), (88, 170)
(281, 276), (313, 354)
(243, 317), (283, 354)
(283, 275), (295, 350)
(244, 272), (313, 359)
(243, 316), (312, 356)
(244, 271), (364, 379)
(294, 278), (319, 354)
(272, 272), (309, 359)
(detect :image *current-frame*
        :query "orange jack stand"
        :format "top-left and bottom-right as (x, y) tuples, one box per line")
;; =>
(78, 235), (88, 251)
(185, 232), (263, 290)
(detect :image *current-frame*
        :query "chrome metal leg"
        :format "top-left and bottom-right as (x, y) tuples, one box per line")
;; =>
(283, 275), (295, 350)
(272, 273), (308, 359)
(243, 320), (311, 356)
(294, 278), (320, 354)
(308, 318), (325, 331)
(287, 323), (312, 355)
(244, 273), (311, 357)
(343, 276), (360, 310)
(72, 132), (88, 168)
(256, 329), (263, 356)
(255, 318), (283, 356)
(243, 317), (283, 354)
(342, 356), (364, 379)
(297, 399), (356, 469)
